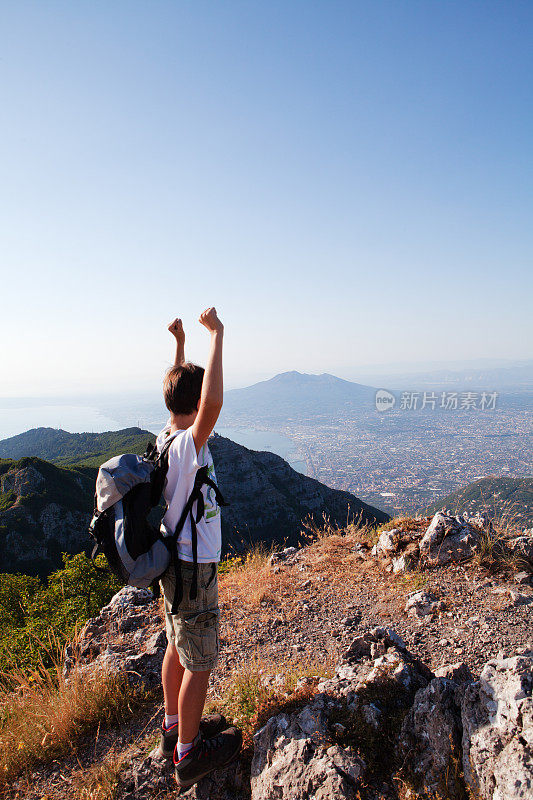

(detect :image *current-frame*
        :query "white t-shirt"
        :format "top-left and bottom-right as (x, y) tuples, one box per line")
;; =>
(156, 419), (221, 563)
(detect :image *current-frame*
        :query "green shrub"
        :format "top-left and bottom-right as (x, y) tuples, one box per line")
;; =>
(0, 553), (121, 676)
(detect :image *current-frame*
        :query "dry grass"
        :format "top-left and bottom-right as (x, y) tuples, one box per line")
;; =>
(219, 541), (280, 606)
(218, 517), (411, 631)
(0, 662), (146, 793)
(302, 520), (404, 601)
(470, 514), (529, 576)
(60, 703), (168, 800)
(67, 752), (126, 800)
(215, 654), (334, 740)
(206, 653), (335, 792)
(396, 568), (429, 593)
(377, 516), (431, 535)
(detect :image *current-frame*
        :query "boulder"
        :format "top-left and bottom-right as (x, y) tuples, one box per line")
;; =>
(392, 542), (419, 574)
(63, 587), (166, 690)
(419, 512), (482, 565)
(507, 534), (533, 567)
(398, 677), (464, 799)
(461, 651), (533, 800)
(464, 511), (494, 531)
(514, 571), (533, 585)
(508, 589), (533, 607)
(435, 662), (475, 686)
(251, 701), (365, 800)
(405, 590), (445, 620)
(371, 530), (400, 557)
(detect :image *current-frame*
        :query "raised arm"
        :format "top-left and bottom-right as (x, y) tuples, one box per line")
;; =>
(167, 318), (186, 366)
(192, 307), (224, 455)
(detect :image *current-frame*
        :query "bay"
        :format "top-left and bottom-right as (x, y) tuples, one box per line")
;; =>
(0, 402), (307, 476)
(0, 403), (124, 439)
(214, 426), (307, 474)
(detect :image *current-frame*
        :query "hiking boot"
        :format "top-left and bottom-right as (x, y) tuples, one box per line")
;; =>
(158, 713), (228, 760)
(174, 727), (242, 790)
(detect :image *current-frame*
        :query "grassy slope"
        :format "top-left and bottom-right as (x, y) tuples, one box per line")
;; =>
(0, 427), (154, 465)
(421, 476), (533, 526)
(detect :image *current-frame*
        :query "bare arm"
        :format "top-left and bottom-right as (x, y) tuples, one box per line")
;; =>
(192, 307), (224, 455)
(168, 318), (185, 366)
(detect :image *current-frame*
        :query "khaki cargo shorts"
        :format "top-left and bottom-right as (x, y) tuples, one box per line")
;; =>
(160, 560), (220, 672)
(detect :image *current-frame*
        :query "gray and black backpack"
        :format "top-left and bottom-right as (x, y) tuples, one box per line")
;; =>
(88, 434), (227, 611)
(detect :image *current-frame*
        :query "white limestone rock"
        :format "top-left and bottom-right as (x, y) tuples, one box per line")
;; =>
(461, 652), (533, 800)
(419, 512), (482, 565)
(398, 677), (464, 799)
(405, 590), (444, 619)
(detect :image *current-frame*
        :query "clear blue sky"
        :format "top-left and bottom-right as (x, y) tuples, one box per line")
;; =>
(1, 1), (531, 395)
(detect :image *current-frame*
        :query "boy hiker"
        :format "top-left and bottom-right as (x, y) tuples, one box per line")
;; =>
(155, 307), (242, 790)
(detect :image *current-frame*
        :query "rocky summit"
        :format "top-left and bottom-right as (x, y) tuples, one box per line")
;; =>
(12, 510), (532, 800)
(52, 586), (533, 800)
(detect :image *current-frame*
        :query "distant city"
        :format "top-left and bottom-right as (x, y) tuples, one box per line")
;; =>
(1, 366), (531, 518)
(214, 369), (532, 516)
(277, 407), (531, 516)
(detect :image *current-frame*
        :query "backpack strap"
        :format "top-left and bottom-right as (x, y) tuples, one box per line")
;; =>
(144, 434), (175, 463)
(89, 527), (111, 575)
(149, 434), (177, 508)
(168, 465), (227, 614)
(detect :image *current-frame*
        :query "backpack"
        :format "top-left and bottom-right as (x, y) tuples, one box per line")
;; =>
(88, 434), (227, 611)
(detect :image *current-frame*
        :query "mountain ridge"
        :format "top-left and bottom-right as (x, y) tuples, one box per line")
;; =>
(220, 370), (377, 423)
(0, 426), (152, 464)
(421, 475), (533, 528)
(0, 429), (388, 576)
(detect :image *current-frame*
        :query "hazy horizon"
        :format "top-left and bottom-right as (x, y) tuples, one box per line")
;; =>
(1, 356), (532, 402)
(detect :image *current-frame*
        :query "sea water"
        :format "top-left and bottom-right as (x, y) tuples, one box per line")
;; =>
(0, 402), (123, 439)
(0, 401), (307, 475)
(214, 426), (307, 474)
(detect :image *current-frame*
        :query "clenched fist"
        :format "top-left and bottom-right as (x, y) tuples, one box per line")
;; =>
(168, 318), (185, 343)
(199, 307), (224, 334)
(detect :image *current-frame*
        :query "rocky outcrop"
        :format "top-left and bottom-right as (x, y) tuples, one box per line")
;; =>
(0, 464), (45, 495)
(398, 677), (464, 799)
(64, 587), (166, 691)
(461, 650), (533, 800)
(249, 627), (432, 800)
(507, 533), (533, 568)
(0, 457), (94, 574)
(251, 707), (365, 800)
(367, 510), (511, 574)
(73, 599), (531, 800)
(435, 662), (475, 685)
(250, 637), (531, 800)
(419, 512), (484, 565)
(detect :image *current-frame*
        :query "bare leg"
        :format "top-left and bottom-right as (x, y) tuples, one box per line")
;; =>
(178, 668), (211, 743)
(162, 642), (185, 716)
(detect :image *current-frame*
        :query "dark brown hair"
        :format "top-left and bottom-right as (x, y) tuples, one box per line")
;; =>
(163, 362), (205, 415)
